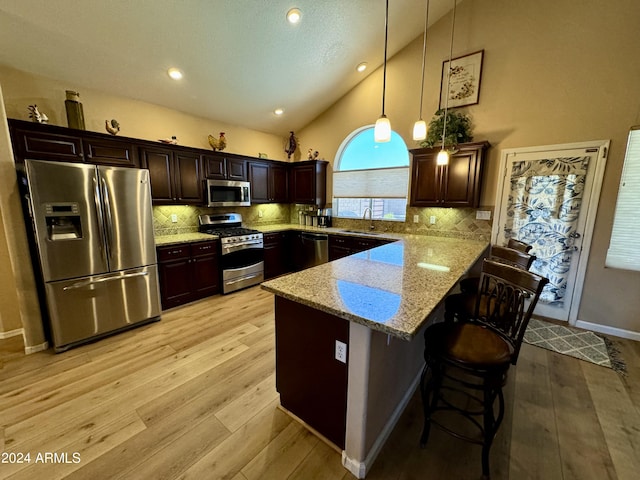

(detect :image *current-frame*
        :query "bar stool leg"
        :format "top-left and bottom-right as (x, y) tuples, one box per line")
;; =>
(480, 381), (505, 480)
(420, 358), (443, 447)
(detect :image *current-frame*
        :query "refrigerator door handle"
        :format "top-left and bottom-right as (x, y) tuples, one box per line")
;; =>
(93, 176), (106, 255)
(101, 176), (114, 260)
(62, 271), (149, 291)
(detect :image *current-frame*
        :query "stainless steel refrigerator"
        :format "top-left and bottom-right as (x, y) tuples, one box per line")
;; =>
(24, 159), (161, 352)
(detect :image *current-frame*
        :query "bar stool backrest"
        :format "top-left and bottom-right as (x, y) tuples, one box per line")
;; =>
(474, 259), (549, 364)
(507, 238), (533, 253)
(490, 245), (536, 271)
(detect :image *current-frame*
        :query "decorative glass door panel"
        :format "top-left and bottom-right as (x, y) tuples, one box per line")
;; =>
(495, 147), (601, 321)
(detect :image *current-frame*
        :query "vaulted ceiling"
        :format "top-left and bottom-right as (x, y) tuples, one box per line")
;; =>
(0, 0), (456, 136)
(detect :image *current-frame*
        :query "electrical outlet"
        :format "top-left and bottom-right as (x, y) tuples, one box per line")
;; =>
(170, 214), (178, 223)
(413, 214), (419, 223)
(476, 210), (491, 220)
(429, 215), (436, 224)
(335, 340), (347, 363)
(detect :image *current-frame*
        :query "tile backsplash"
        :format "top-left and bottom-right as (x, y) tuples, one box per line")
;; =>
(154, 203), (494, 241)
(331, 206), (494, 241)
(153, 204), (291, 236)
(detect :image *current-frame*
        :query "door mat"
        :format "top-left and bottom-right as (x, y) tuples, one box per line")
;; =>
(524, 318), (626, 375)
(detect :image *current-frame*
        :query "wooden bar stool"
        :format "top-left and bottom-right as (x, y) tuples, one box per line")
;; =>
(420, 259), (548, 479)
(450, 245), (537, 322)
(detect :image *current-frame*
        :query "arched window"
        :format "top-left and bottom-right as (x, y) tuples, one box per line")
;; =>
(333, 126), (409, 221)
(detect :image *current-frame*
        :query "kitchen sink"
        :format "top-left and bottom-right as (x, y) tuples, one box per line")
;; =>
(339, 229), (382, 236)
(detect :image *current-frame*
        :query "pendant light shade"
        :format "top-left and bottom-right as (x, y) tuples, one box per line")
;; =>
(412, 120), (427, 141)
(436, 149), (449, 165)
(375, 115), (392, 142)
(375, 0), (391, 143)
(413, 0), (430, 141)
(438, 0), (457, 165)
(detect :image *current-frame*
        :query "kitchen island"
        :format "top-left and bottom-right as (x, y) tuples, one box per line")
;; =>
(261, 234), (489, 478)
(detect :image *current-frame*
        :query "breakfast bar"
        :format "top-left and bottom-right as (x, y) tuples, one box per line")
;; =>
(261, 234), (489, 478)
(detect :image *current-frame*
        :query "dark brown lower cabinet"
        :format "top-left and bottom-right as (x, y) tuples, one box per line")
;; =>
(157, 241), (219, 309)
(264, 231), (290, 279)
(275, 296), (349, 449)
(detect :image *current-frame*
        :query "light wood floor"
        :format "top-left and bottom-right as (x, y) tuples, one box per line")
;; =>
(1, 286), (639, 480)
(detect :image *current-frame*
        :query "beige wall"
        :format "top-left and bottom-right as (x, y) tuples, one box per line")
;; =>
(298, 0), (640, 334)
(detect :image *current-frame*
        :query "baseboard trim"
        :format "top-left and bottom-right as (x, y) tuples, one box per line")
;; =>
(0, 328), (23, 339)
(24, 341), (49, 355)
(341, 369), (422, 479)
(575, 320), (640, 341)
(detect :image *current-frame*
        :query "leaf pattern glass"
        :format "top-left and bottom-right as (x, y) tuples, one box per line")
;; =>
(503, 156), (589, 305)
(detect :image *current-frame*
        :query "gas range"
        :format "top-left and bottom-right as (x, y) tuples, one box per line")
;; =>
(198, 213), (264, 294)
(198, 214), (263, 246)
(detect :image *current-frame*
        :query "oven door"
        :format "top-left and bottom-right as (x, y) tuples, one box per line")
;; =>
(220, 243), (264, 294)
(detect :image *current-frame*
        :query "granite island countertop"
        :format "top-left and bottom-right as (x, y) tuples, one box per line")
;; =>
(261, 235), (488, 341)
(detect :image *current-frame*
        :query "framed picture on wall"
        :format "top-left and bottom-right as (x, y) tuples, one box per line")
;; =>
(439, 50), (484, 109)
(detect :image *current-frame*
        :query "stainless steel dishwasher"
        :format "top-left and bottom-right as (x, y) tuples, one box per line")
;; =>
(300, 232), (328, 269)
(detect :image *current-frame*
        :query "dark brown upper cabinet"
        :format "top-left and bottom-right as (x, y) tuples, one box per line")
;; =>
(203, 153), (247, 181)
(248, 160), (289, 203)
(140, 146), (203, 205)
(410, 141), (490, 208)
(289, 160), (328, 206)
(82, 137), (138, 167)
(8, 119), (139, 167)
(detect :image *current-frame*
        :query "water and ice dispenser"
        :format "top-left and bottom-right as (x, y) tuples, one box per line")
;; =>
(43, 203), (82, 240)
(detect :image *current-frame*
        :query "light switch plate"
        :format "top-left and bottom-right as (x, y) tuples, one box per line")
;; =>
(170, 214), (178, 223)
(413, 215), (419, 223)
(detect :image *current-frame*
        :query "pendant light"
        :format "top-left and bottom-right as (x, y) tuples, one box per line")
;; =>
(412, 0), (430, 141)
(437, 0), (457, 165)
(374, 0), (391, 143)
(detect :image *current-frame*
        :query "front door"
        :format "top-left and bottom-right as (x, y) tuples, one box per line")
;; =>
(492, 141), (608, 323)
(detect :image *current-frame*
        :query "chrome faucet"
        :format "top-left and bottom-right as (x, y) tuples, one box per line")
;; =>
(362, 207), (374, 230)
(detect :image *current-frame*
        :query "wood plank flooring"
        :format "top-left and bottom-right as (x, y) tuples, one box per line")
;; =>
(1, 286), (639, 480)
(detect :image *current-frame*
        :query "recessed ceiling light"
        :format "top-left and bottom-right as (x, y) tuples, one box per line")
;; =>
(274, 108), (284, 116)
(356, 62), (368, 73)
(287, 8), (302, 24)
(167, 68), (183, 80)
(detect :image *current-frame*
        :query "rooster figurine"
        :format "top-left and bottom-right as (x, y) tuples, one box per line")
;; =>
(285, 131), (297, 159)
(208, 132), (226, 151)
(105, 119), (120, 135)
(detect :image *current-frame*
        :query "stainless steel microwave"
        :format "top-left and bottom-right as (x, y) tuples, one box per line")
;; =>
(206, 179), (251, 207)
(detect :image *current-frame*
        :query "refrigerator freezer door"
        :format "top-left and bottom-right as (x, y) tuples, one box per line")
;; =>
(25, 160), (108, 282)
(98, 166), (157, 271)
(45, 265), (161, 351)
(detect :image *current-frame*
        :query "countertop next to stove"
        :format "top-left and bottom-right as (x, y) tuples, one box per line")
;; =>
(155, 232), (218, 246)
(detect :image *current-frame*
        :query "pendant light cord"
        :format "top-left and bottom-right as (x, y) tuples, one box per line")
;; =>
(441, 0), (457, 151)
(381, 0), (389, 117)
(418, 0), (430, 121)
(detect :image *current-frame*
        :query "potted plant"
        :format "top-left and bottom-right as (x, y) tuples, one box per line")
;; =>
(420, 109), (473, 150)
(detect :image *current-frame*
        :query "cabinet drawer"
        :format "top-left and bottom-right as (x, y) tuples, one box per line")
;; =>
(157, 245), (191, 262)
(191, 241), (218, 257)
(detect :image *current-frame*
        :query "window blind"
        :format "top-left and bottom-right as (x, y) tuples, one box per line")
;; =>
(605, 127), (640, 271)
(333, 166), (409, 198)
